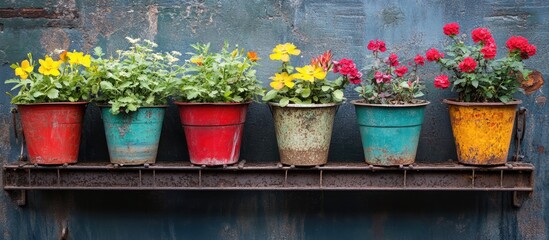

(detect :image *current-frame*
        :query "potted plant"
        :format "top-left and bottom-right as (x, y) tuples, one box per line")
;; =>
(87, 37), (180, 165)
(174, 42), (263, 166)
(351, 39), (429, 166)
(427, 22), (539, 165)
(5, 50), (92, 164)
(263, 43), (360, 166)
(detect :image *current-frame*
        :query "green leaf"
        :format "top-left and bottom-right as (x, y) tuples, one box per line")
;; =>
(32, 91), (44, 97)
(280, 97), (290, 107)
(472, 80), (479, 88)
(100, 81), (115, 90)
(332, 90), (344, 102)
(263, 90), (277, 101)
(322, 86), (331, 92)
(301, 88), (311, 98)
(499, 96), (510, 103)
(47, 89), (59, 99)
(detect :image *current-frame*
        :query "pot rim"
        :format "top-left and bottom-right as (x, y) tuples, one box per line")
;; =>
(443, 98), (522, 106)
(97, 104), (168, 108)
(350, 99), (430, 107)
(174, 101), (252, 106)
(268, 102), (341, 108)
(16, 101), (88, 106)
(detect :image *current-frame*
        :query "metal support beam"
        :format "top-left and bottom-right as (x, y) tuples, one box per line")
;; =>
(3, 162), (534, 192)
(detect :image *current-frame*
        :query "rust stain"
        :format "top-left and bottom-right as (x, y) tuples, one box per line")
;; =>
(0, 8), (60, 19)
(145, 5), (158, 40)
(518, 70), (544, 95)
(535, 96), (546, 106)
(40, 28), (70, 54)
(538, 145), (545, 154)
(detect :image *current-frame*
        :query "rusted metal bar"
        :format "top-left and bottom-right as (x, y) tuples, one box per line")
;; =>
(2, 162), (534, 191)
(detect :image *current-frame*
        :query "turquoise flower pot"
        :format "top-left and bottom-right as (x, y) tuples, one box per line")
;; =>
(352, 100), (429, 166)
(101, 106), (166, 165)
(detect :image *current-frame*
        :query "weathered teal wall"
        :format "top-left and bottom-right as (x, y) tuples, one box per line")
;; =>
(0, 0), (547, 239)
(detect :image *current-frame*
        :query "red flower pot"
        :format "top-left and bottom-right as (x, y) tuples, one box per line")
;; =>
(175, 102), (249, 166)
(17, 102), (87, 165)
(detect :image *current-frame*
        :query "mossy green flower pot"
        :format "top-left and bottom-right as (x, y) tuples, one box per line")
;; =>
(269, 103), (338, 166)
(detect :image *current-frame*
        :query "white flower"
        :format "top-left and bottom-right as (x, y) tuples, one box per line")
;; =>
(125, 37), (141, 44)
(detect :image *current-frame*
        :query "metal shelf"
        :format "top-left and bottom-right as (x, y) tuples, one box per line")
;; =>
(3, 161), (534, 191)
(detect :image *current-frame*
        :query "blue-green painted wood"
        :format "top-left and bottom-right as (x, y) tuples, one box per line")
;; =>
(0, 0), (547, 239)
(354, 102), (428, 166)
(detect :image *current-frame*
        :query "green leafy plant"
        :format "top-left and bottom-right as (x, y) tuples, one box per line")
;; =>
(355, 39), (427, 105)
(262, 43), (360, 106)
(87, 37), (181, 114)
(5, 50), (92, 104)
(175, 42), (263, 103)
(428, 22), (538, 102)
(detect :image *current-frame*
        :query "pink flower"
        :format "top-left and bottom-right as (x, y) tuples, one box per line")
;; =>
(367, 39), (387, 52)
(388, 53), (399, 67)
(382, 74), (392, 83)
(434, 75), (450, 89)
(426, 48), (444, 62)
(394, 66), (408, 77)
(471, 27), (492, 43)
(413, 54), (425, 66)
(349, 71), (363, 84)
(374, 71), (384, 83)
(443, 22), (460, 36)
(458, 57), (477, 73)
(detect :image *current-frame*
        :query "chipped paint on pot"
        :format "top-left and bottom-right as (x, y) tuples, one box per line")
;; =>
(101, 106), (166, 165)
(175, 102), (249, 166)
(444, 99), (521, 166)
(269, 103), (338, 166)
(352, 100), (429, 166)
(17, 102), (87, 165)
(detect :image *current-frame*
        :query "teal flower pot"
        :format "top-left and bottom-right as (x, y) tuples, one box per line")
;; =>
(101, 106), (166, 165)
(352, 100), (429, 166)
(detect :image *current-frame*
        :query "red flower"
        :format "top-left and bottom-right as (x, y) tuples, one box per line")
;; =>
(333, 58), (362, 84)
(426, 48), (444, 62)
(443, 22), (460, 36)
(388, 53), (399, 66)
(471, 27), (492, 43)
(394, 66), (408, 77)
(311, 50), (333, 71)
(333, 58), (356, 75)
(458, 57), (477, 73)
(434, 75), (451, 89)
(506, 36), (536, 59)
(480, 46), (497, 60)
(349, 70), (363, 84)
(526, 44), (537, 57)
(413, 54), (425, 66)
(367, 39), (387, 52)
(480, 38), (497, 59)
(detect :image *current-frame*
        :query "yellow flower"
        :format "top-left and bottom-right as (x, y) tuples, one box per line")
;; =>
(247, 51), (260, 62)
(190, 56), (203, 66)
(231, 49), (239, 58)
(80, 54), (91, 68)
(292, 65), (327, 82)
(14, 60), (34, 79)
(270, 72), (295, 90)
(66, 51), (91, 67)
(38, 56), (62, 76)
(269, 43), (301, 62)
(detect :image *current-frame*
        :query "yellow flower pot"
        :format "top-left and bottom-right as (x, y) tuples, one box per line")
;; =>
(444, 99), (521, 165)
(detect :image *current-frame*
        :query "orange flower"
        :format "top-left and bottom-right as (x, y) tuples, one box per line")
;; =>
(59, 50), (68, 62)
(247, 51), (260, 62)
